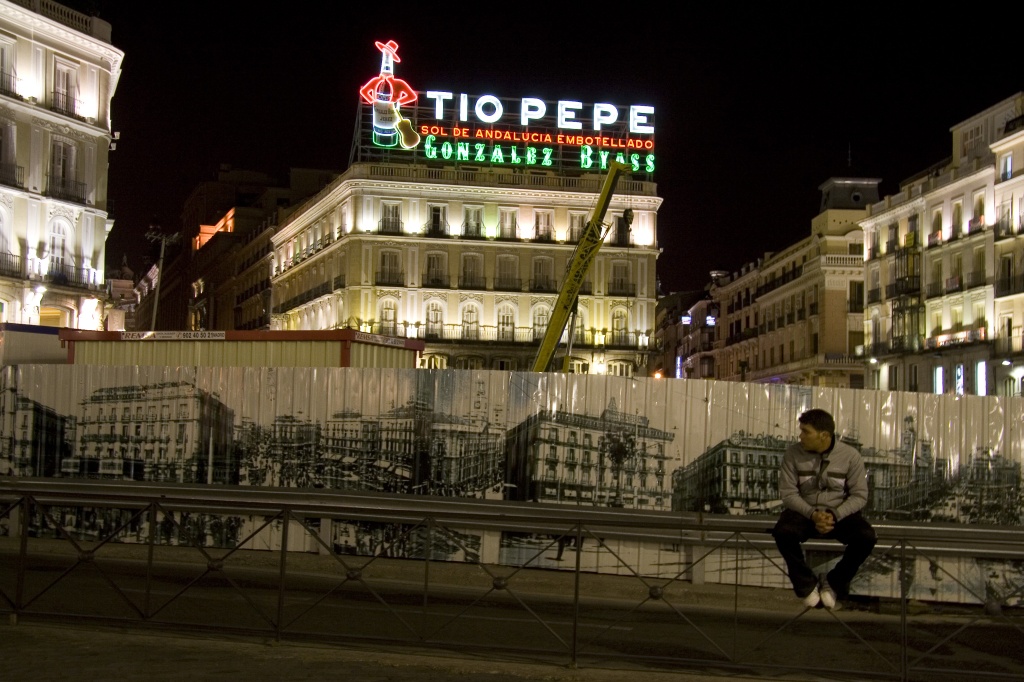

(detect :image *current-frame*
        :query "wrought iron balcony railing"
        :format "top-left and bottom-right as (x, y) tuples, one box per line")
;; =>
(45, 175), (86, 204)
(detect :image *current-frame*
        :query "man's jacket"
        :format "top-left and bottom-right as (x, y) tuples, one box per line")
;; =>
(778, 436), (868, 521)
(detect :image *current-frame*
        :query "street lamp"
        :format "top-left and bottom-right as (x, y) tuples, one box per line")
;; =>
(145, 224), (181, 330)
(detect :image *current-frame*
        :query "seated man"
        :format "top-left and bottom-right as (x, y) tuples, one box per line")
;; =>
(773, 408), (876, 609)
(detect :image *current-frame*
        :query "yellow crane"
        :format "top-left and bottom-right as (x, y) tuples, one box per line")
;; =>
(532, 160), (632, 372)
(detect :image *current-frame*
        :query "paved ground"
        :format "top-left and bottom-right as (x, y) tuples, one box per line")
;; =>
(1, 617), (805, 682)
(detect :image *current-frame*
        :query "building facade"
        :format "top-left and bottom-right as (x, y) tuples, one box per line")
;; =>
(269, 43), (661, 373)
(861, 92), (1024, 395)
(270, 163), (661, 374)
(678, 178), (873, 388)
(0, 1), (121, 328)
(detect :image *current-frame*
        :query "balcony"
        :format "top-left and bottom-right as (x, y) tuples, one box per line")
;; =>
(848, 300), (865, 313)
(462, 221), (484, 239)
(458, 275), (486, 289)
(965, 271), (987, 290)
(927, 231), (941, 248)
(46, 175), (86, 204)
(0, 162), (25, 189)
(967, 216), (985, 234)
(867, 288), (882, 304)
(375, 270), (405, 286)
(534, 225), (555, 242)
(44, 262), (96, 289)
(49, 89), (83, 119)
(530, 277), (557, 293)
(607, 281), (636, 296)
(926, 281), (943, 298)
(0, 252), (22, 278)
(497, 221), (518, 240)
(493, 277), (522, 292)
(996, 275), (1024, 297)
(606, 331), (638, 348)
(945, 275), (963, 294)
(423, 272), (450, 288)
(0, 70), (18, 99)
(378, 217), (403, 234)
(423, 219), (450, 238)
(272, 281), (332, 314)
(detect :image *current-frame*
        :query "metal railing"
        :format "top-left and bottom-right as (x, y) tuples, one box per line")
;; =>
(45, 174), (86, 204)
(1, 479), (1022, 682)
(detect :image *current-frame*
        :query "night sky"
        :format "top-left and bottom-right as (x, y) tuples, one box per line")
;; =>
(72, 2), (1022, 294)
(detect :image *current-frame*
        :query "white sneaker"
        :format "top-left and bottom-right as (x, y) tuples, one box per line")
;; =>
(802, 587), (821, 608)
(819, 577), (837, 610)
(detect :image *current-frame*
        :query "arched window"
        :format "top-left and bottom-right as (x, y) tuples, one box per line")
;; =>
(532, 305), (550, 340)
(425, 301), (443, 338)
(611, 309), (628, 345)
(462, 304), (479, 340)
(47, 218), (73, 277)
(497, 303), (516, 341)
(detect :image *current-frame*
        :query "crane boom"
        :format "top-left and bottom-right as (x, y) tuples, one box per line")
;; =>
(532, 160), (631, 372)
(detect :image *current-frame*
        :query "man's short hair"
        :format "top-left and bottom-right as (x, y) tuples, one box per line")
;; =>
(799, 408), (835, 435)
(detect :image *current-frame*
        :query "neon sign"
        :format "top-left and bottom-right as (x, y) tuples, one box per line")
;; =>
(358, 40), (421, 149)
(354, 40), (656, 177)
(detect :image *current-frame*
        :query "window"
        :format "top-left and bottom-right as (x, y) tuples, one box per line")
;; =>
(607, 361), (633, 377)
(909, 365), (918, 392)
(379, 251), (401, 285)
(463, 206), (483, 237)
(611, 309), (628, 345)
(380, 202), (401, 232)
(888, 364), (898, 391)
(532, 257), (553, 291)
(934, 366), (944, 395)
(461, 305), (479, 340)
(48, 221), (68, 271)
(496, 255), (518, 289)
(499, 208), (517, 239)
(1001, 153), (1013, 182)
(532, 306), (550, 340)
(497, 304), (515, 341)
(425, 301), (443, 337)
(425, 253), (446, 286)
(951, 201), (963, 237)
(379, 300), (397, 336)
(568, 213), (586, 242)
(610, 262), (630, 294)
(0, 39), (13, 97)
(461, 254), (483, 288)
(0, 117), (15, 174)
(50, 138), (76, 188)
(972, 191), (985, 228)
(426, 204), (447, 234)
(960, 123), (982, 159)
(976, 360), (987, 396)
(53, 59), (77, 116)
(534, 210), (553, 240)
(454, 355), (483, 369)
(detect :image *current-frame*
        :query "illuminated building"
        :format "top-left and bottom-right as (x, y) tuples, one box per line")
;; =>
(708, 178), (874, 387)
(270, 40), (661, 375)
(0, 1), (121, 328)
(860, 92), (1024, 395)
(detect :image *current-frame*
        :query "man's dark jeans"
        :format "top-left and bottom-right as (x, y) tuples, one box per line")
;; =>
(772, 509), (876, 599)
